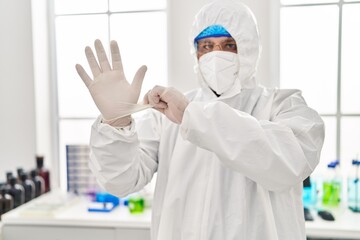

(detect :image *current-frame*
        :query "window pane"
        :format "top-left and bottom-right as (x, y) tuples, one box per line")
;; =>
(312, 117), (337, 177)
(109, 0), (165, 12)
(55, 15), (108, 118)
(54, 0), (107, 14)
(110, 12), (167, 98)
(59, 119), (95, 191)
(341, 117), (360, 178)
(280, 6), (338, 114)
(281, 0), (338, 4)
(341, 4), (360, 113)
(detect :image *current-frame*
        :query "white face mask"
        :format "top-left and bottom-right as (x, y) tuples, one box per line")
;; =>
(199, 51), (239, 95)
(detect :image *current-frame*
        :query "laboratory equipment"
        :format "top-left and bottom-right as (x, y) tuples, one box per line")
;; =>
(303, 207), (314, 221)
(317, 210), (335, 221)
(19, 172), (35, 202)
(16, 168), (24, 181)
(36, 155), (51, 192)
(30, 169), (45, 198)
(87, 192), (120, 213)
(0, 187), (14, 219)
(348, 159), (360, 213)
(128, 194), (145, 214)
(303, 176), (317, 208)
(7, 177), (25, 208)
(322, 160), (341, 207)
(6, 172), (13, 184)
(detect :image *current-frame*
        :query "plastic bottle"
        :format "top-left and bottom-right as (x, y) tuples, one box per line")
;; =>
(322, 160), (341, 207)
(128, 193), (145, 214)
(19, 172), (36, 202)
(7, 177), (25, 208)
(348, 159), (360, 212)
(302, 176), (317, 209)
(36, 155), (51, 192)
(30, 169), (45, 197)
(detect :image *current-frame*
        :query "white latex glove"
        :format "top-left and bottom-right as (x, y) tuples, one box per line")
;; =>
(144, 86), (189, 124)
(76, 39), (149, 127)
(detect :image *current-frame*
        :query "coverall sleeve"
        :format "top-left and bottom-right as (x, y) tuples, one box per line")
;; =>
(89, 111), (160, 197)
(180, 90), (325, 191)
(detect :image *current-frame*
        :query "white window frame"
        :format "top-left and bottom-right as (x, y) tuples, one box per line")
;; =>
(47, 0), (167, 190)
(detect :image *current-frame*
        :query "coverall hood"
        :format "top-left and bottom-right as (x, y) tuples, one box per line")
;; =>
(190, 0), (261, 98)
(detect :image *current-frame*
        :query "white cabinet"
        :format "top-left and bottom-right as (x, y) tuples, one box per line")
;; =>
(3, 226), (115, 240)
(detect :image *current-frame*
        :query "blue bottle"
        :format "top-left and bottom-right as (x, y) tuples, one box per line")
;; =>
(303, 176), (317, 208)
(348, 159), (360, 212)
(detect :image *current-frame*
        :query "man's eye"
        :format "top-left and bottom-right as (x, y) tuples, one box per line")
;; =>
(198, 44), (213, 52)
(225, 43), (237, 49)
(204, 44), (213, 50)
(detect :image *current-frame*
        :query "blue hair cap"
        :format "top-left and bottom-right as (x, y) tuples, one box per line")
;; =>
(194, 24), (232, 43)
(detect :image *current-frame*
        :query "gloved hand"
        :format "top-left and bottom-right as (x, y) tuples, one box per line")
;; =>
(75, 39), (148, 127)
(144, 86), (189, 124)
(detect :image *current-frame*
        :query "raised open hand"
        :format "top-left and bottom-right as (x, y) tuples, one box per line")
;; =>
(76, 39), (148, 126)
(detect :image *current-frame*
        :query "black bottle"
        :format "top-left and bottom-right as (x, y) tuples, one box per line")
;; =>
(20, 173), (35, 202)
(6, 171), (13, 184)
(17, 168), (24, 181)
(7, 177), (25, 208)
(0, 187), (14, 220)
(30, 170), (45, 197)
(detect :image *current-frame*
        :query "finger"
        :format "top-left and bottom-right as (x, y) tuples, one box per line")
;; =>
(143, 90), (151, 104)
(75, 64), (93, 88)
(85, 46), (101, 77)
(153, 107), (165, 115)
(131, 65), (148, 91)
(159, 87), (174, 100)
(150, 85), (166, 101)
(153, 101), (168, 109)
(94, 39), (111, 72)
(149, 87), (161, 104)
(110, 40), (124, 74)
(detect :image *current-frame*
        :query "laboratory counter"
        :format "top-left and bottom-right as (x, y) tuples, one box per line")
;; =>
(305, 206), (360, 239)
(1, 190), (360, 240)
(1, 190), (151, 240)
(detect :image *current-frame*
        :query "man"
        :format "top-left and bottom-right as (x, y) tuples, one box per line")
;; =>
(76, 1), (325, 239)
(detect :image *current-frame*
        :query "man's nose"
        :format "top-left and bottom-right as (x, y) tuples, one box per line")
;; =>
(213, 44), (222, 50)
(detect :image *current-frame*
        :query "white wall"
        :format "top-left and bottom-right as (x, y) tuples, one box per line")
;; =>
(167, 0), (279, 92)
(31, 0), (56, 189)
(0, 0), (36, 181)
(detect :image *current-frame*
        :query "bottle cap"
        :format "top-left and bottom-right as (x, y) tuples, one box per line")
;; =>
(6, 172), (13, 181)
(327, 162), (336, 168)
(20, 173), (28, 182)
(9, 177), (17, 186)
(30, 170), (37, 178)
(36, 155), (44, 169)
(17, 168), (24, 177)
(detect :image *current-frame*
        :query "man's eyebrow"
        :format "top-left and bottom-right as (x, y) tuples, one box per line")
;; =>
(198, 38), (236, 44)
(224, 38), (236, 42)
(198, 40), (212, 44)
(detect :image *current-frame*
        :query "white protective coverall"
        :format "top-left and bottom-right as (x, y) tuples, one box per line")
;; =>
(89, 1), (325, 239)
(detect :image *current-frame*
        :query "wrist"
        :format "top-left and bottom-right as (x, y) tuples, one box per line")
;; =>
(102, 115), (132, 128)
